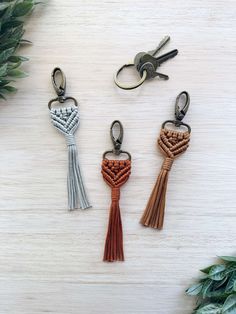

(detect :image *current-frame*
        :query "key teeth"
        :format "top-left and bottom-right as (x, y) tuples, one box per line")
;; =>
(155, 72), (169, 80)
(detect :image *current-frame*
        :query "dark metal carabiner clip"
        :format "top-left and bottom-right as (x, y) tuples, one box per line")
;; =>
(48, 67), (78, 110)
(162, 91), (191, 133)
(175, 91), (190, 123)
(103, 120), (131, 160)
(52, 67), (66, 98)
(110, 120), (124, 155)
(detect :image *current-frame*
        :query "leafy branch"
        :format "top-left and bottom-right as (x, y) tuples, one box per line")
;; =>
(186, 256), (236, 313)
(0, 0), (38, 100)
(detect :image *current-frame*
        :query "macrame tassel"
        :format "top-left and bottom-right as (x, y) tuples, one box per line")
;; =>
(50, 106), (91, 210)
(140, 128), (190, 229)
(140, 157), (173, 229)
(101, 159), (131, 262)
(66, 134), (90, 210)
(103, 187), (124, 261)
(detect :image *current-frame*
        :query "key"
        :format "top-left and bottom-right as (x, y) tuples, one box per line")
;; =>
(155, 49), (178, 66)
(135, 39), (178, 80)
(148, 35), (170, 56)
(114, 35), (178, 90)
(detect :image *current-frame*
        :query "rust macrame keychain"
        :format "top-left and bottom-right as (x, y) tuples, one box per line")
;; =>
(140, 91), (191, 229)
(102, 120), (131, 262)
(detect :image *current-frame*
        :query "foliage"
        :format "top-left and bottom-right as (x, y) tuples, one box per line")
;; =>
(0, 0), (38, 99)
(186, 256), (236, 313)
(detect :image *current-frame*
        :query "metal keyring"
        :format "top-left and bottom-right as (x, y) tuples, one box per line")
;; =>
(114, 36), (179, 90)
(48, 96), (78, 110)
(114, 63), (147, 90)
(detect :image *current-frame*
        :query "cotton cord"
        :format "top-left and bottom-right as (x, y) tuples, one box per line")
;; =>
(50, 106), (91, 210)
(101, 159), (131, 262)
(140, 128), (190, 229)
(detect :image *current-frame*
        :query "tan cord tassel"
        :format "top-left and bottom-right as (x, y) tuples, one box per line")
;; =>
(101, 159), (131, 262)
(140, 128), (190, 229)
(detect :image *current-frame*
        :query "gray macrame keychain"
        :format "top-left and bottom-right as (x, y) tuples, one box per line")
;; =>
(48, 67), (91, 210)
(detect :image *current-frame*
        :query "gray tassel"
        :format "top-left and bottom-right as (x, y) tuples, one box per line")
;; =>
(50, 106), (91, 210)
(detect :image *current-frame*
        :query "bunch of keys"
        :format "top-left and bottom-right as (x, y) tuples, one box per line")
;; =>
(114, 36), (178, 90)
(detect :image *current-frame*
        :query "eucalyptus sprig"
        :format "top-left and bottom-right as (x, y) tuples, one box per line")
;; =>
(0, 0), (38, 100)
(186, 256), (236, 314)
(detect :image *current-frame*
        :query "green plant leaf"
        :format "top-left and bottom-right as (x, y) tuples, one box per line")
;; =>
(208, 265), (226, 281)
(201, 265), (218, 274)
(13, 1), (34, 17)
(226, 272), (236, 292)
(214, 276), (228, 290)
(202, 279), (214, 298)
(187, 257), (236, 313)
(3, 85), (17, 93)
(222, 294), (236, 313)
(7, 69), (28, 78)
(0, 47), (15, 63)
(0, 0), (38, 101)
(1, 20), (24, 33)
(7, 61), (22, 70)
(1, 4), (14, 23)
(220, 257), (236, 263)
(186, 283), (203, 296)
(0, 93), (6, 100)
(233, 281), (236, 292)
(0, 3), (11, 11)
(11, 24), (24, 41)
(19, 39), (32, 44)
(195, 303), (222, 314)
(207, 289), (230, 301)
(8, 55), (29, 62)
(0, 80), (13, 87)
(0, 39), (19, 50)
(0, 63), (8, 76)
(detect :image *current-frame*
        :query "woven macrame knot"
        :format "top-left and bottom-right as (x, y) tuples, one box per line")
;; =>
(162, 157), (174, 171)
(65, 134), (76, 146)
(111, 188), (120, 202)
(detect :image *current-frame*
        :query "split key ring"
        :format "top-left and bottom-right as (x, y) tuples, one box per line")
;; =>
(114, 36), (178, 90)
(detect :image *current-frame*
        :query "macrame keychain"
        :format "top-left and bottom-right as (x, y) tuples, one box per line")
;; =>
(102, 120), (131, 262)
(140, 91), (191, 229)
(48, 67), (91, 211)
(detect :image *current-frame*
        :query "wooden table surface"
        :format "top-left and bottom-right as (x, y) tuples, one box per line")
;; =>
(0, 1), (236, 313)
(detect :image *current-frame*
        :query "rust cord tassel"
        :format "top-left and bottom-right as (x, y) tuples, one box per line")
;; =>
(102, 159), (131, 262)
(140, 128), (190, 229)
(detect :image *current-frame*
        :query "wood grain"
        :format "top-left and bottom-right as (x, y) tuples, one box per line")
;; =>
(0, 0), (236, 313)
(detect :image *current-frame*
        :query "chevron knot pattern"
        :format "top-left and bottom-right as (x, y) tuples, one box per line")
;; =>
(50, 106), (79, 137)
(158, 128), (190, 159)
(101, 159), (131, 189)
(140, 127), (190, 230)
(49, 106), (90, 211)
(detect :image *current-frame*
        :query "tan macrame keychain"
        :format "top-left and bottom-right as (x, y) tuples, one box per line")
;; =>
(102, 120), (131, 262)
(140, 91), (191, 229)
